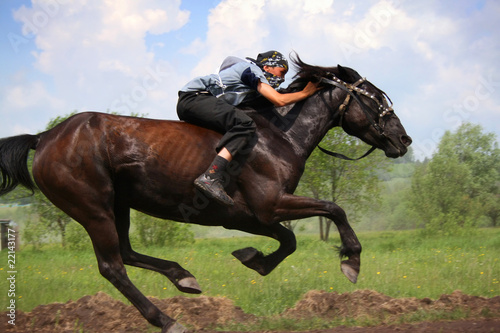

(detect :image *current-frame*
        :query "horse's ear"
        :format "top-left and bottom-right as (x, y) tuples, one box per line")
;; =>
(337, 64), (349, 80)
(337, 64), (356, 82)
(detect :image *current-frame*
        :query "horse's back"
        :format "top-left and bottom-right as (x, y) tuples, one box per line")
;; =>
(36, 111), (221, 161)
(33, 112), (225, 214)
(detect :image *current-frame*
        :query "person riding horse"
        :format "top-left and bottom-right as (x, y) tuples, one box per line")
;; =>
(177, 51), (321, 206)
(0, 53), (412, 332)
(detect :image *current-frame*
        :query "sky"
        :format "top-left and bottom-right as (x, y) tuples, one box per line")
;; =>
(1, 0), (499, 160)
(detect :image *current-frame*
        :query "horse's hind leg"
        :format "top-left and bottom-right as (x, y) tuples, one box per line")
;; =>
(35, 186), (185, 331)
(83, 215), (186, 333)
(114, 205), (202, 294)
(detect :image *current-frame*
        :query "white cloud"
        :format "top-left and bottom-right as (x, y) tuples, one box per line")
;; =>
(5, 81), (62, 109)
(189, 0), (268, 76)
(10, 0), (190, 120)
(180, 37), (205, 55)
(1, 79), (65, 135)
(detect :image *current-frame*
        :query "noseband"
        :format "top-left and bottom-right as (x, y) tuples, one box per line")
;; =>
(317, 74), (394, 160)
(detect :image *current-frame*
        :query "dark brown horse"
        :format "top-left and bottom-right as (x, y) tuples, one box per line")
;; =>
(0, 57), (411, 332)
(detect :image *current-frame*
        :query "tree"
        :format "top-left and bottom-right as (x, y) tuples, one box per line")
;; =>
(23, 219), (48, 251)
(31, 192), (73, 247)
(297, 128), (390, 240)
(411, 123), (500, 233)
(482, 193), (500, 227)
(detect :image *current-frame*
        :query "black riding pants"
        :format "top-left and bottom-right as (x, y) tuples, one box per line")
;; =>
(177, 91), (257, 157)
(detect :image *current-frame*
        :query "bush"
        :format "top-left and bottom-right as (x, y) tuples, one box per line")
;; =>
(65, 222), (92, 251)
(22, 219), (47, 250)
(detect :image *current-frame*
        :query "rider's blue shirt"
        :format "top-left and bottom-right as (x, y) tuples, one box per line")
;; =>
(180, 56), (269, 106)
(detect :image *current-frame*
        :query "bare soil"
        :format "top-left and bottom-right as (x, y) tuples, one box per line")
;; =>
(2, 290), (499, 332)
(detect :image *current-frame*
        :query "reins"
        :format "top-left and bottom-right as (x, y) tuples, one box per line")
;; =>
(316, 74), (394, 161)
(317, 143), (377, 161)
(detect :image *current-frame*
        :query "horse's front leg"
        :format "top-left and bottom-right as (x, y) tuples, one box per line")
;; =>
(273, 194), (362, 283)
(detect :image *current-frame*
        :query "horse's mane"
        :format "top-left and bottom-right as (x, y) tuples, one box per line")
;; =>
(283, 53), (363, 92)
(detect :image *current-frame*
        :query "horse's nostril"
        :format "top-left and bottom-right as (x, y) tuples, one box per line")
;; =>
(402, 135), (412, 146)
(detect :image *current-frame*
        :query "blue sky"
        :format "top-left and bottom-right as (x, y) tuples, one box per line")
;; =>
(1, 0), (499, 160)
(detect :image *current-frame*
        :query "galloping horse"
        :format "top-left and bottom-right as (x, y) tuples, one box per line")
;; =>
(0, 56), (411, 332)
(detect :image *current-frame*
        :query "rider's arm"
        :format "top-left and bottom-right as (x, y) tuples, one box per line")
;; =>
(257, 81), (321, 107)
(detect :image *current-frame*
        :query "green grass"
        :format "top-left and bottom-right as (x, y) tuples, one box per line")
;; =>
(1, 228), (498, 319)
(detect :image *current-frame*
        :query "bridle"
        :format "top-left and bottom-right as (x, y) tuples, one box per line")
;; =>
(317, 74), (394, 160)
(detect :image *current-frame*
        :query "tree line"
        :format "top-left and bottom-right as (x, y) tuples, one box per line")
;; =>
(297, 122), (499, 239)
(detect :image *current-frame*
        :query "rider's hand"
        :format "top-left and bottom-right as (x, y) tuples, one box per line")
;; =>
(303, 81), (323, 97)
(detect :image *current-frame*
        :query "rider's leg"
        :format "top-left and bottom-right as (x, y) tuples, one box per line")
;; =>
(177, 92), (256, 206)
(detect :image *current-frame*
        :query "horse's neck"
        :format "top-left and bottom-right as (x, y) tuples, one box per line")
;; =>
(277, 89), (341, 158)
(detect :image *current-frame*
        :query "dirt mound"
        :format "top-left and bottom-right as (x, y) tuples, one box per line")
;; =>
(2, 290), (499, 332)
(2, 292), (253, 332)
(283, 289), (500, 320)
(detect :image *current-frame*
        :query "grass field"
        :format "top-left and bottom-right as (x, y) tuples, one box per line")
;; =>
(1, 228), (499, 317)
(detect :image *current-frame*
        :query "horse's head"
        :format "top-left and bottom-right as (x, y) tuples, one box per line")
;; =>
(291, 55), (412, 158)
(330, 65), (412, 158)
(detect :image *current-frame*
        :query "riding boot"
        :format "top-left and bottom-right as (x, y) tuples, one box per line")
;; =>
(194, 156), (234, 206)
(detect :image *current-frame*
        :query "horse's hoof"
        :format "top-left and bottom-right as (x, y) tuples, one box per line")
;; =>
(177, 277), (202, 294)
(232, 247), (259, 263)
(162, 322), (188, 333)
(341, 260), (359, 284)
(232, 247), (269, 276)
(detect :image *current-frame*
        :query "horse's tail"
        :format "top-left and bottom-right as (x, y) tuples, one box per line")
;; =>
(0, 134), (39, 196)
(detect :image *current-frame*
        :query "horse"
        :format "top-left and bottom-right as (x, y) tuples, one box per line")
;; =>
(0, 56), (411, 333)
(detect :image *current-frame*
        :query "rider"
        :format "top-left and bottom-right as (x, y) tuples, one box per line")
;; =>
(177, 51), (320, 206)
